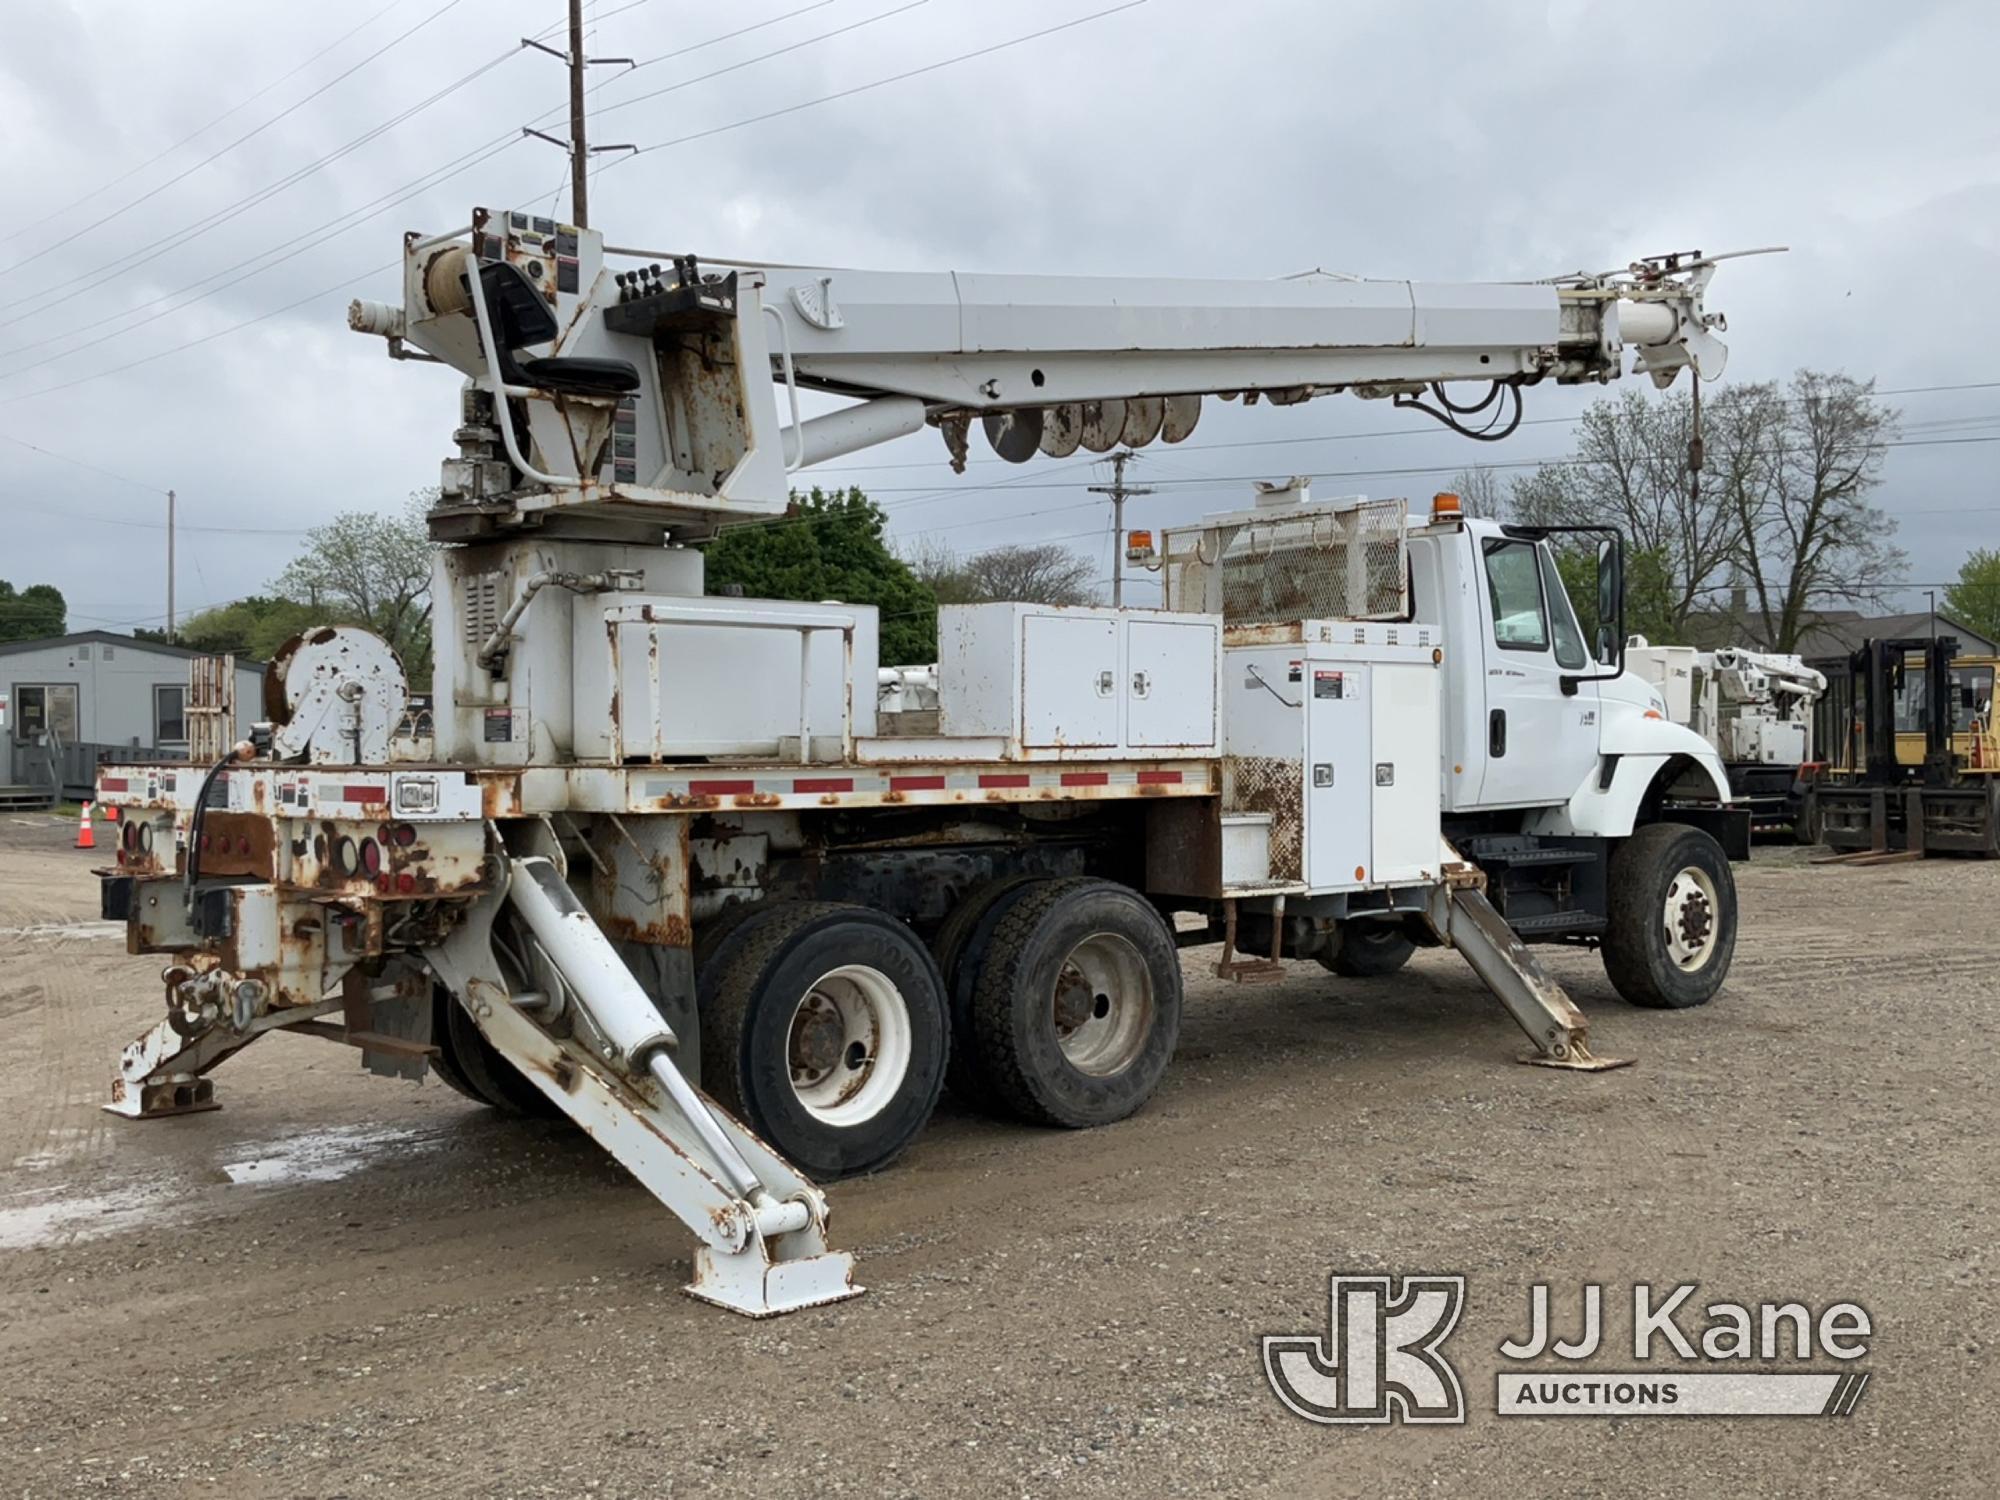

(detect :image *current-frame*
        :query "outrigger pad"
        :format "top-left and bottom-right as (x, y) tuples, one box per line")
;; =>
(1518, 1046), (1633, 1073)
(686, 1246), (864, 1318)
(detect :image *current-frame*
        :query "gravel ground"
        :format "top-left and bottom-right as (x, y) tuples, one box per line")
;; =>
(0, 814), (1991, 1498)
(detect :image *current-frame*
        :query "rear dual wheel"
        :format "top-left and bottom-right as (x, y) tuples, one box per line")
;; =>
(699, 902), (948, 1180)
(961, 878), (1183, 1129)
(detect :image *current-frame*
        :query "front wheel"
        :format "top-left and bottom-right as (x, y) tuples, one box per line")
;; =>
(1602, 822), (1737, 1009)
(1316, 921), (1415, 978)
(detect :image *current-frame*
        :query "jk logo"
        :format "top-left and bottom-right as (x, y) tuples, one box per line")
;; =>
(1262, 1275), (1467, 1424)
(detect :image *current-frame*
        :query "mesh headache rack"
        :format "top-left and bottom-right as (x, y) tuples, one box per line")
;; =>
(1160, 490), (1409, 624)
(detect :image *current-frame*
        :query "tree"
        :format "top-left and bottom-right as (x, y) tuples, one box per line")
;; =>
(704, 486), (938, 664)
(1944, 548), (2000, 647)
(1509, 371), (1903, 649)
(1507, 385), (1745, 639)
(1723, 371), (1905, 652)
(274, 493), (435, 677)
(137, 595), (322, 660)
(0, 580), (66, 643)
(1449, 465), (1507, 521)
(905, 539), (1097, 606)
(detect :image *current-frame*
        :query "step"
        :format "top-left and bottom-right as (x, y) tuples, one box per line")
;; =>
(1502, 908), (1608, 936)
(1460, 839), (1599, 870)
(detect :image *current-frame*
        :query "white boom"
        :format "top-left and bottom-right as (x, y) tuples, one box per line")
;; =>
(350, 212), (1733, 533)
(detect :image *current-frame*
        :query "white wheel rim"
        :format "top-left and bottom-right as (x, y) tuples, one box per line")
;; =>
(1050, 933), (1153, 1077)
(785, 965), (913, 1126)
(1661, 866), (1720, 972)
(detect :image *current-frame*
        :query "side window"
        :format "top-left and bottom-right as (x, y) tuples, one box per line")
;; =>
(1482, 540), (1549, 652)
(1536, 544), (1589, 671)
(155, 685), (187, 743)
(1893, 666), (1927, 735)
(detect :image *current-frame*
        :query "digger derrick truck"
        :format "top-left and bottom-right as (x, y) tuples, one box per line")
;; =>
(94, 210), (1748, 1316)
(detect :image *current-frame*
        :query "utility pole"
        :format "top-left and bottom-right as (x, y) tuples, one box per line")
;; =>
(166, 488), (175, 640)
(566, 0), (589, 227)
(1088, 450), (1153, 606)
(521, 5), (635, 228)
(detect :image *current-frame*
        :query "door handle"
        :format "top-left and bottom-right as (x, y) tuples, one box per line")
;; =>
(1489, 708), (1507, 757)
(1130, 670), (1151, 698)
(1095, 670), (1115, 697)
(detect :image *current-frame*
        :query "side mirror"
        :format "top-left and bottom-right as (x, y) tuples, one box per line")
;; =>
(1595, 537), (1622, 666)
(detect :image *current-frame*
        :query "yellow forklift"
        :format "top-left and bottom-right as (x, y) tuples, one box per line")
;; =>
(1804, 636), (2000, 860)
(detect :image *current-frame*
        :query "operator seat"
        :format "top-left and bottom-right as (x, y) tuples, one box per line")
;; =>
(472, 259), (640, 398)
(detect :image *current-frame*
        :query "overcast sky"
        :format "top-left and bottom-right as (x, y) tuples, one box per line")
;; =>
(1, 0), (1994, 632)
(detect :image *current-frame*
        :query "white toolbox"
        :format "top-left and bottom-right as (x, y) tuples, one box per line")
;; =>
(937, 603), (1221, 759)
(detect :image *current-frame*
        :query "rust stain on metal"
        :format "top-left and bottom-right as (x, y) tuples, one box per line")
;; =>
(1226, 755), (1304, 881)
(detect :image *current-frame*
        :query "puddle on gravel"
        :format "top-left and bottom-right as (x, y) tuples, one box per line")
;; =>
(0, 1183), (180, 1249)
(0, 1124), (443, 1248)
(219, 1123), (431, 1186)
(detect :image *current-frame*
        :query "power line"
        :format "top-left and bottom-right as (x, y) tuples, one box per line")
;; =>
(0, 45), (521, 339)
(0, 0), (412, 249)
(0, 3), (856, 395)
(0, 0), (470, 280)
(0, 434), (166, 494)
(610, 1), (1151, 161)
(588, 1), (932, 126)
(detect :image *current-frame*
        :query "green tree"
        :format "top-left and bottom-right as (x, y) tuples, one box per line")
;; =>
(704, 486), (938, 663)
(0, 581), (66, 642)
(137, 595), (323, 660)
(1944, 548), (2000, 647)
(273, 493), (435, 678)
(1552, 542), (1676, 652)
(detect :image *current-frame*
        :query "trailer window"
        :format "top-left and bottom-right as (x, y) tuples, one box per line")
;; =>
(1482, 540), (1548, 651)
(155, 685), (186, 744)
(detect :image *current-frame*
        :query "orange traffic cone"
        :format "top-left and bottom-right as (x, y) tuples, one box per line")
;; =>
(75, 801), (95, 850)
(102, 802), (119, 822)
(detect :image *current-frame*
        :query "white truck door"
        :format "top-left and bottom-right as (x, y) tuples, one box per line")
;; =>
(1473, 536), (1600, 807)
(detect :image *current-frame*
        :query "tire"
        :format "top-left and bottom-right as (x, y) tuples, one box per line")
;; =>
(427, 983), (489, 1107)
(434, 983), (563, 1117)
(1317, 921), (1416, 978)
(930, 874), (1064, 1109)
(968, 878), (1182, 1129)
(702, 902), (948, 1180)
(1602, 822), (1737, 1009)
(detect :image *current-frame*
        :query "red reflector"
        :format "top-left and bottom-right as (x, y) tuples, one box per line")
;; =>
(199, 833), (210, 852)
(688, 779), (755, 796)
(1136, 770), (1182, 785)
(376, 875), (392, 893)
(978, 774), (1032, 788)
(238, 836), (252, 855)
(1060, 772), (1109, 787)
(99, 777), (129, 792)
(888, 775), (946, 791)
(396, 872), (416, 894)
(793, 778), (853, 793)
(343, 785), (389, 804)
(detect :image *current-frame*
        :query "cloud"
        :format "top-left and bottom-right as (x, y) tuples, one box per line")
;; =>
(0, 0), (1992, 628)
